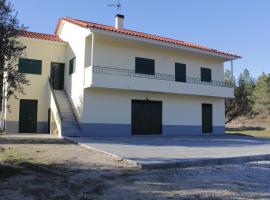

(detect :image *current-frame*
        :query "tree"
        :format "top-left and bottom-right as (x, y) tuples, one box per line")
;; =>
(0, 0), (28, 109)
(237, 69), (255, 116)
(225, 69), (237, 123)
(252, 73), (270, 114)
(225, 69), (255, 124)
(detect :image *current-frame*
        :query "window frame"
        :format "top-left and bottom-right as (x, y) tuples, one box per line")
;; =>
(18, 58), (42, 75)
(175, 62), (186, 82)
(201, 67), (212, 82)
(69, 57), (76, 75)
(135, 57), (155, 75)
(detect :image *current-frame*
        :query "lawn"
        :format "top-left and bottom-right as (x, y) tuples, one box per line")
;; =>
(227, 130), (270, 138)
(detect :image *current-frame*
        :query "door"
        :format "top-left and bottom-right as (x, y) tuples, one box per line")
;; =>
(202, 104), (213, 133)
(175, 63), (186, 82)
(19, 99), (38, 133)
(132, 100), (162, 135)
(50, 63), (65, 90)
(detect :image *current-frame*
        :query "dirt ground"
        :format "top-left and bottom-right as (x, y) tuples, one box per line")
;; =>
(1, 134), (270, 200)
(227, 114), (270, 131)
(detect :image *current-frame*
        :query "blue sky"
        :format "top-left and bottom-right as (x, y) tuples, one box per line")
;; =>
(12, 0), (270, 78)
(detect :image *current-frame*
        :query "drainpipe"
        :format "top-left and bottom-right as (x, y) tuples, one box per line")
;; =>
(231, 60), (234, 87)
(91, 32), (95, 67)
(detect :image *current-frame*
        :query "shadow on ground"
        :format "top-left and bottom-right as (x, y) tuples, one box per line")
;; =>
(1, 157), (270, 199)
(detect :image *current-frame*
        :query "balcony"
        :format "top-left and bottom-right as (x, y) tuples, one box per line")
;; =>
(85, 66), (234, 98)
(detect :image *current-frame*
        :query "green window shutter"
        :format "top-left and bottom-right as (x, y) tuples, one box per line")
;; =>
(18, 58), (42, 74)
(201, 68), (212, 82)
(135, 57), (155, 75)
(175, 63), (186, 82)
(69, 57), (76, 75)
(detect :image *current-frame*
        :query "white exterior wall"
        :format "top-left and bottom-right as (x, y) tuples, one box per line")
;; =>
(81, 88), (225, 136)
(4, 21), (234, 136)
(94, 34), (225, 80)
(81, 33), (229, 136)
(58, 21), (91, 122)
(5, 38), (66, 133)
(85, 34), (233, 98)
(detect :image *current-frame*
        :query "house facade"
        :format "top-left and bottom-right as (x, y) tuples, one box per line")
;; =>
(3, 15), (240, 137)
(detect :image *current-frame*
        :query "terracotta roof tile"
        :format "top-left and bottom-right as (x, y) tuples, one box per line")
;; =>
(19, 30), (65, 43)
(57, 17), (241, 59)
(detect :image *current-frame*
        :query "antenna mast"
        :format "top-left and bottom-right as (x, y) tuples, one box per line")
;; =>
(107, 0), (122, 13)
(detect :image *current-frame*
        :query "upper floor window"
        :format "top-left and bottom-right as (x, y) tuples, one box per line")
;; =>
(69, 57), (76, 75)
(18, 58), (42, 75)
(175, 63), (186, 82)
(201, 67), (212, 82)
(135, 57), (155, 75)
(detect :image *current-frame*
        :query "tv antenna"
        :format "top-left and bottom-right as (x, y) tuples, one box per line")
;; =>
(107, 0), (122, 13)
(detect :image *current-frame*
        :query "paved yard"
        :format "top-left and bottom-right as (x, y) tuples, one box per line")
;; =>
(69, 135), (270, 168)
(1, 134), (270, 200)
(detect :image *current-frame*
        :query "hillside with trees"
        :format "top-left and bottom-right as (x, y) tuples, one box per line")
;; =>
(226, 69), (270, 130)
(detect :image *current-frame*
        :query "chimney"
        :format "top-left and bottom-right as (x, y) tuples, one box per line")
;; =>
(115, 14), (124, 29)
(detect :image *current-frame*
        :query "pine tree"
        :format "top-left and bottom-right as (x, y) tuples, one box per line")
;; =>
(237, 69), (255, 116)
(225, 69), (255, 123)
(252, 73), (270, 114)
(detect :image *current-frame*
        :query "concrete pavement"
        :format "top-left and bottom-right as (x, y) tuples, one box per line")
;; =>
(67, 135), (270, 169)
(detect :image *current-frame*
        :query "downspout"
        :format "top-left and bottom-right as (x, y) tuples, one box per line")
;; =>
(231, 60), (234, 87)
(91, 32), (95, 67)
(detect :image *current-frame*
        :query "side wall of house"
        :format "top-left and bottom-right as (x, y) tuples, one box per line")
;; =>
(81, 88), (225, 136)
(5, 38), (66, 133)
(58, 21), (91, 123)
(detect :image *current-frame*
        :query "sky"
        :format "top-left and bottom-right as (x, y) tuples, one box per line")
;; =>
(11, 0), (270, 79)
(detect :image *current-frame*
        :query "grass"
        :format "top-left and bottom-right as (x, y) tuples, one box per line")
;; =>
(0, 147), (35, 164)
(227, 130), (270, 138)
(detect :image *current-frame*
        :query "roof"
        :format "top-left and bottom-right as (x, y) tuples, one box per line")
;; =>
(55, 17), (241, 59)
(19, 30), (65, 43)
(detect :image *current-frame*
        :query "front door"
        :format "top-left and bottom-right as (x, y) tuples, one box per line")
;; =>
(202, 104), (213, 133)
(19, 99), (38, 133)
(132, 100), (162, 135)
(50, 63), (65, 90)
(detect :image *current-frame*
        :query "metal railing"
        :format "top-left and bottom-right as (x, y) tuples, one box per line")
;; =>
(48, 78), (63, 121)
(92, 66), (234, 88)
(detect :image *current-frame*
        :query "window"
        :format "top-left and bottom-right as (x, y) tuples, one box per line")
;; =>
(18, 58), (42, 74)
(175, 63), (186, 82)
(201, 68), (212, 82)
(135, 57), (155, 75)
(69, 57), (76, 75)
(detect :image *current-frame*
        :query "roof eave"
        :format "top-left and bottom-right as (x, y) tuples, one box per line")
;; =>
(19, 36), (67, 46)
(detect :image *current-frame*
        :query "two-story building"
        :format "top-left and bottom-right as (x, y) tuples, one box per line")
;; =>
(2, 15), (241, 137)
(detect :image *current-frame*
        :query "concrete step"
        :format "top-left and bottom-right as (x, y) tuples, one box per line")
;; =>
(53, 90), (81, 137)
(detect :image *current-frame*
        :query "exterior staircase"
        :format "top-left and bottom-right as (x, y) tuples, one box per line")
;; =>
(54, 90), (81, 137)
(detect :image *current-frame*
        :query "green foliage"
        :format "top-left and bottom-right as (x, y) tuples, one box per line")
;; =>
(237, 69), (255, 116)
(252, 73), (270, 114)
(225, 69), (255, 123)
(0, 0), (28, 108)
(226, 67), (270, 123)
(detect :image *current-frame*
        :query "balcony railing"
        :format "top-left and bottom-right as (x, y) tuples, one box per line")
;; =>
(92, 66), (234, 88)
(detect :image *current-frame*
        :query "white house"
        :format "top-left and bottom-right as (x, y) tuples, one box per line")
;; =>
(2, 15), (241, 137)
